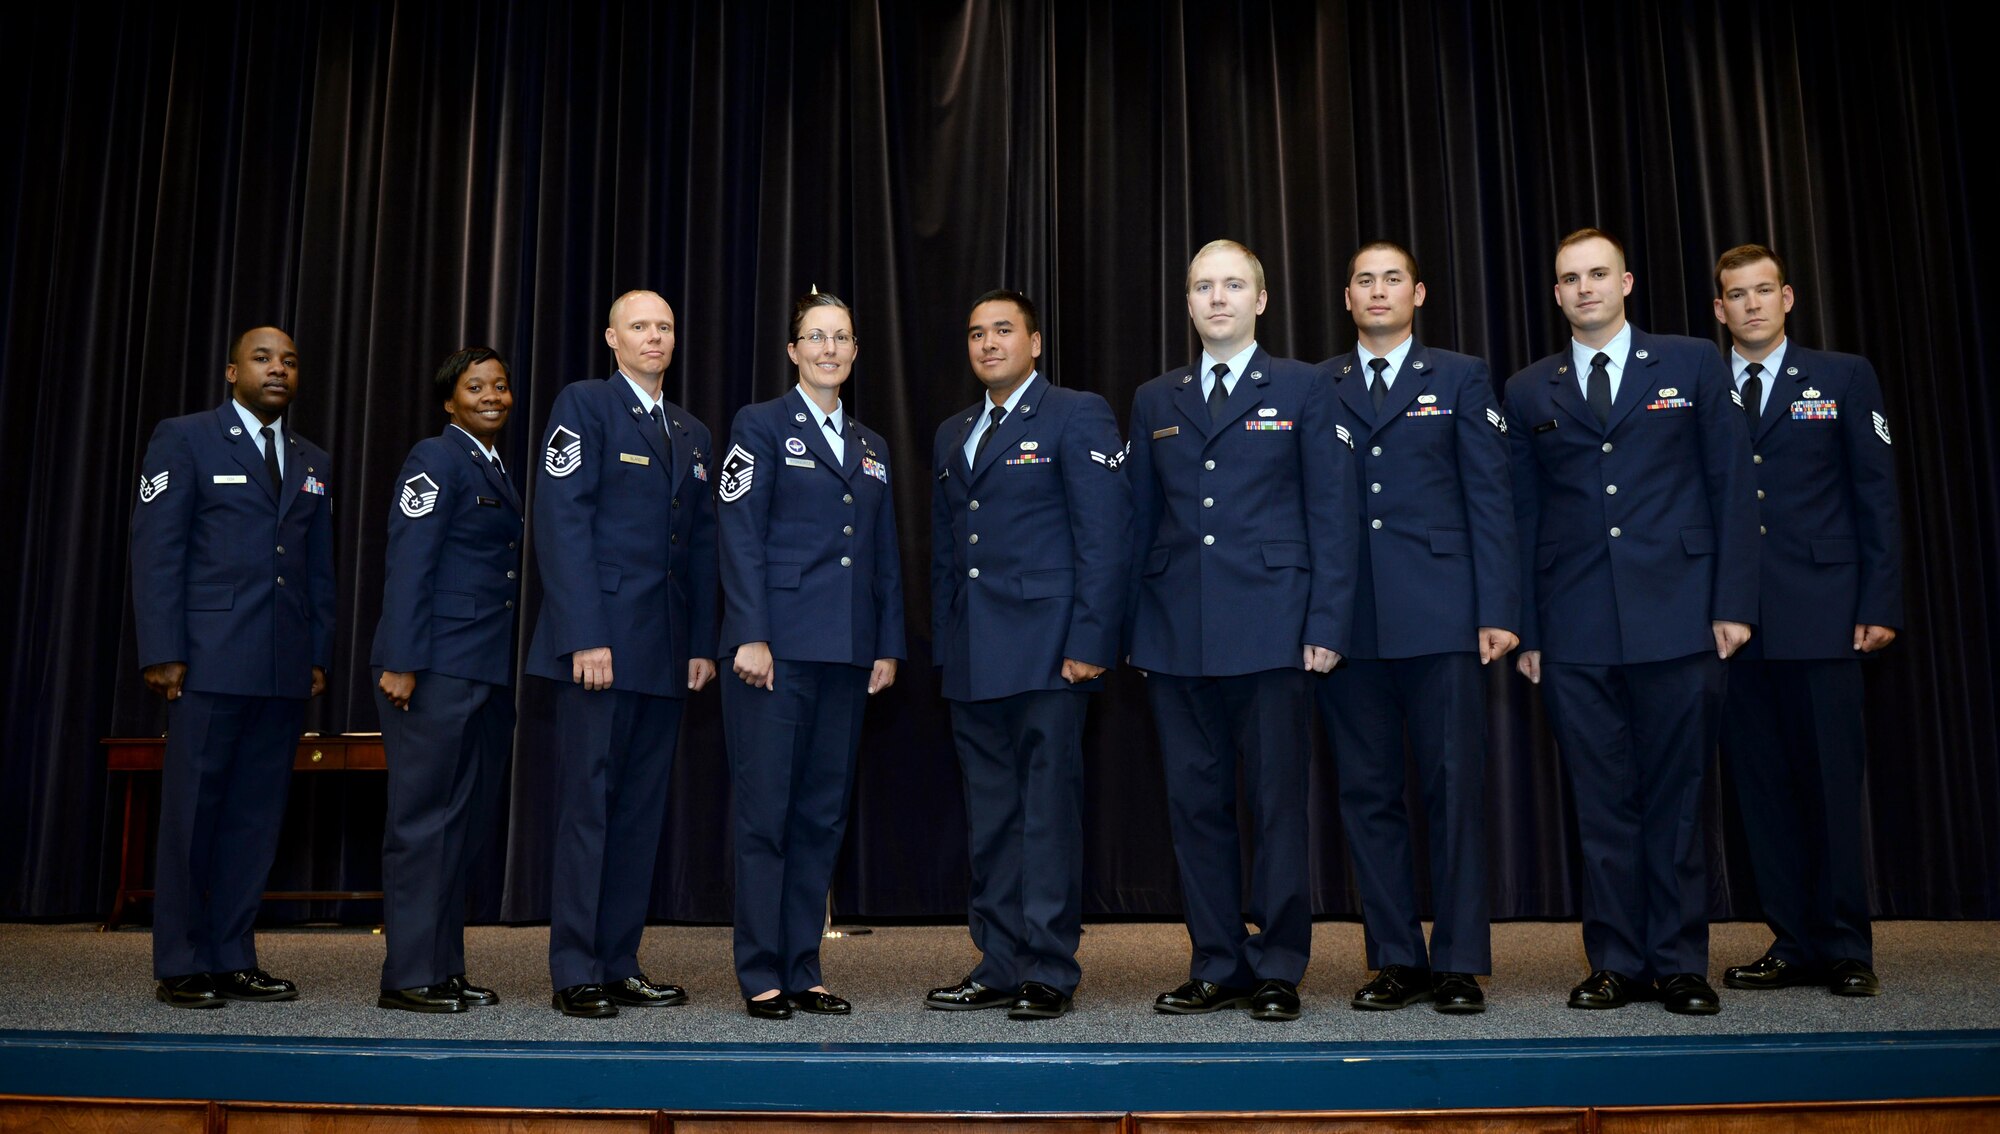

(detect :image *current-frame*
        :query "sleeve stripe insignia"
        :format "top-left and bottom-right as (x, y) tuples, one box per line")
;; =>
(137, 470), (169, 502)
(1730, 389), (1744, 407)
(398, 471), (440, 517)
(544, 425), (583, 477)
(1335, 424), (1354, 448)
(718, 443), (756, 502)
(1486, 407), (1508, 433)
(1088, 441), (1131, 470)
(1872, 411), (1892, 445)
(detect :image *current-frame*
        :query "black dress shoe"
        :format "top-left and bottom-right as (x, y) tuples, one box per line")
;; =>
(1431, 972), (1486, 1014)
(552, 984), (617, 1018)
(1155, 979), (1255, 1014)
(925, 978), (1014, 1010)
(1568, 969), (1640, 1009)
(1723, 953), (1812, 990)
(1657, 972), (1722, 1015)
(603, 974), (687, 1007)
(745, 994), (793, 1020)
(1007, 981), (1072, 1020)
(445, 974), (498, 1007)
(787, 990), (851, 1015)
(156, 973), (225, 1009)
(378, 985), (466, 1013)
(215, 967), (299, 1001)
(1247, 978), (1302, 1022)
(1825, 958), (1882, 997)
(1351, 964), (1433, 1010)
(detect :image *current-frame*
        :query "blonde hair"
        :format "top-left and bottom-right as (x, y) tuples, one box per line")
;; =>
(1186, 239), (1266, 293)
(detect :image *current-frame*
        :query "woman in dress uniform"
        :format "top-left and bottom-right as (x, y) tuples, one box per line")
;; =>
(371, 347), (523, 1013)
(715, 290), (905, 1018)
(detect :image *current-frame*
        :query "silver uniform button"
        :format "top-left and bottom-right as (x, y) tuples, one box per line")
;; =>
(969, 534), (979, 544)
(1371, 483), (1382, 493)
(1202, 534), (1215, 545)
(968, 567), (979, 578)
(843, 493), (855, 503)
(1371, 446), (1382, 456)
(1756, 490), (1766, 500)
(1602, 442), (1613, 453)
(1610, 527), (1622, 537)
(276, 546), (285, 555)
(1760, 526), (1768, 536)
(505, 600), (514, 609)
(1371, 519), (1383, 530)
(1204, 459), (1215, 471)
(842, 556), (853, 567)
(1605, 485), (1617, 495)
(276, 576), (286, 586)
(969, 500), (980, 511)
(1753, 455), (1763, 465)
(843, 525), (853, 536)
(1203, 497), (1214, 508)
(507, 570), (517, 579)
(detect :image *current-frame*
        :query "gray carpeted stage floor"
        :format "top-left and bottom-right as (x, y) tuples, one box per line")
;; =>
(4, 920), (1995, 1045)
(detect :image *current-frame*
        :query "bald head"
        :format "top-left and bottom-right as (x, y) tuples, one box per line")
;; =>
(604, 291), (677, 387)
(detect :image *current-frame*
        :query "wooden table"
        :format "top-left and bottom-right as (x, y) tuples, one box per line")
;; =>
(100, 734), (387, 930)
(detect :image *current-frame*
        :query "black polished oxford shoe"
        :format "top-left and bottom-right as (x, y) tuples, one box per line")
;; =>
(1656, 973), (1722, 1015)
(745, 994), (793, 1020)
(445, 974), (498, 1007)
(925, 978), (1014, 1010)
(1007, 981), (1072, 1020)
(1431, 972), (1486, 1014)
(1247, 978), (1302, 1022)
(1567, 969), (1641, 1009)
(156, 973), (225, 1009)
(1723, 953), (1812, 990)
(215, 967), (299, 1001)
(1825, 958), (1882, 997)
(1154, 979), (1255, 1014)
(603, 974), (687, 1007)
(552, 984), (617, 1018)
(787, 989), (852, 1015)
(378, 985), (465, 1013)
(1351, 964), (1433, 1010)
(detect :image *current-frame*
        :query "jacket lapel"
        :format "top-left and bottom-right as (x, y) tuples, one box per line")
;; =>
(1331, 351), (1378, 434)
(1201, 349), (1271, 443)
(1547, 355), (1600, 435)
(1375, 342), (1430, 424)
(1756, 352), (1803, 443)
(450, 426), (522, 513)
(1603, 330), (1655, 434)
(1170, 367), (1214, 439)
(217, 403), (280, 504)
(971, 375), (1043, 482)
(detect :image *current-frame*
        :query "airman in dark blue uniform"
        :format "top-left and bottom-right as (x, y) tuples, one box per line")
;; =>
(1710, 244), (1902, 999)
(132, 326), (334, 1008)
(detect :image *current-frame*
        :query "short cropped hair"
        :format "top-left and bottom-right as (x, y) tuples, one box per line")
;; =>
(1555, 227), (1626, 273)
(1714, 243), (1789, 294)
(1347, 240), (1422, 284)
(227, 326), (291, 364)
(968, 289), (1039, 336)
(433, 347), (507, 404)
(606, 289), (668, 328)
(791, 287), (853, 340)
(1186, 239), (1267, 293)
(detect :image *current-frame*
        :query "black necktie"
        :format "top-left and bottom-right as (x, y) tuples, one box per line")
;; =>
(1586, 351), (1612, 427)
(824, 416), (842, 460)
(973, 404), (1006, 466)
(1368, 357), (1390, 414)
(489, 454), (508, 483)
(1208, 363), (1231, 424)
(1742, 362), (1764, 431)
(260, 426), (282, 495)
(649, 404), (673, 463)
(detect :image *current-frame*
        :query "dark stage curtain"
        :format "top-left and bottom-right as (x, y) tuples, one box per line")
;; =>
(2, 1), (1994, 926)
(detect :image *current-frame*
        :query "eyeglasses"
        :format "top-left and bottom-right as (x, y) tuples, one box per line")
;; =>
(797, 330), (857, 349)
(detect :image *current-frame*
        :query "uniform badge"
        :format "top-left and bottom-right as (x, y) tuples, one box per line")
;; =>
(1182, 375), (1193, 384)
(1088, 442), (1130, 470)
(1787, 366), (1799, 376)
(1635, 349), (1649, 360)
(620, 453), (650, 465)
(1418, 394), (1438, 405)
(1645, 390), (1690, 411)
(1557, 365), (1569, 375)
(1245, 419), (1295, 430)
(1792, 398), (1838, 421)
(214, 474), (247, 484)
(785, 437), (807, 456)
(862, 456), (889, 483)
(1341, 363), (1353, 375)
(544, 425), (583, 477)
(1658, 388), (1678, 398)
(1258, 407), (1278, 417)
(1335, 424), (1354, 449)
(1486, 407), (1507, 433)
(1020, 441), (1039, 451)
(1152, 426), (1180, 439)
(1411, 360), (1425, 370)
(302, 475), (327, 496)
(229, 425), (243, 436)
(1802, 387), (1822, 399)
(786, 456), (816, 468)
(1019, 403), (1032, 414)
(1403, 405), (1449, 418)
(398, 472), (440, 517)
(1872, 411), (1892, 445)
(137, 471), (169, 502)
(718, 444), (756, 502)
(1247, 372), (1261, 381)
(795, 412), (808, 423)
(693, 462), (708, 482)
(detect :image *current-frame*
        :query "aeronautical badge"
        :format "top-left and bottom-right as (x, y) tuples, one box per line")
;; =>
(1418, 394), (1438, 404)
(1486, 407), (1508, 433)
(398, 472), (440, 518)
(1335, 424), (1354, 449)
(544, 425), (582, 477)
(1020, 441), (1038, 451)
(1658, 388), (1678, 398)
(785, 436), (808, 456)
(137, 470), (169, 503)
(718, 444), (755, 502)
(1258, 407), (1278, 417)
(1872, 411), (1892, 445)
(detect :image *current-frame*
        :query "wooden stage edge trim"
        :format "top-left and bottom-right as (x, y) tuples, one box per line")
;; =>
(3, 1029), (1998, 1115)
(3, 1097), (1999, 1133)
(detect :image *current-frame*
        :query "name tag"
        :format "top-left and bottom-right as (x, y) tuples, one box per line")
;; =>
(476, 496), (500, 507)
(785, 456), (816, 468)
(619, 453), (650, 465)
(213, 474), (247, 484)
(1534, 420), (1558, 434)
(1151, 426), (1180, 440)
